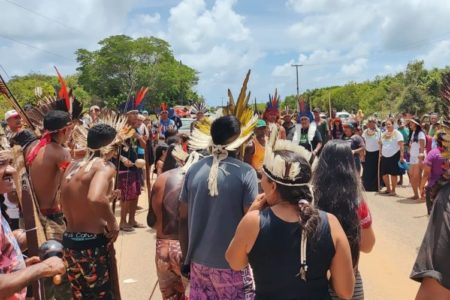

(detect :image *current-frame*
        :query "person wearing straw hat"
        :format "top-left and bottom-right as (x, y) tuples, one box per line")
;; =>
(226, 139), (354, 300)
(407, 117), (426, 200)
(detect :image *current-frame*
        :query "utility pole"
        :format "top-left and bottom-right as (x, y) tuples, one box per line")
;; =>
(291, 64), (303, 97)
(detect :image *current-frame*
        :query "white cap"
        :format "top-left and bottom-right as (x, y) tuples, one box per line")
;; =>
(89, 105), (100, 112)
(4, 110), (19, 121)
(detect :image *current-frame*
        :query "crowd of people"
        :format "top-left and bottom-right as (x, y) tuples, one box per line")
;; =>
(0, 70), (449, 300)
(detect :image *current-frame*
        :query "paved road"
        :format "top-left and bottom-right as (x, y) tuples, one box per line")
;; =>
(115, 182), (429, 300)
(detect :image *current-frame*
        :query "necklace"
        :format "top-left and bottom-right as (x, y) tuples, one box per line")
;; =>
(382, 130), (394, 140)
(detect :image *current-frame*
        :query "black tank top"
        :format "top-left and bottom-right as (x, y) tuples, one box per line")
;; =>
(248, 208), (335, 300)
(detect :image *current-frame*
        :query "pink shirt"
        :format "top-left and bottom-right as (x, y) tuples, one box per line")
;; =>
(0, 213), (26, 299)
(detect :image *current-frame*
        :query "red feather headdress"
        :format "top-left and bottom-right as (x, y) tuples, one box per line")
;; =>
(135, 87), (149, 108)
(54, 66), (72, 114)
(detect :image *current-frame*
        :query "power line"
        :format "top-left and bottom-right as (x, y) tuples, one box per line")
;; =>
(0, 34), (72, 61)
(0, 65), (10, 80)
(3, 0), (79, 33)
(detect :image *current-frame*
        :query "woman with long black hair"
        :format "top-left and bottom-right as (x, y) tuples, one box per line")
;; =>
(407, 118), (426, 200)
(313, 140), (376, 300)
(226, 140), (355, 300)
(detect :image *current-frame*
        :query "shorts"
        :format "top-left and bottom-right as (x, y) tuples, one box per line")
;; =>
(190, 262), (254, 300)
(155, 239), (184, 300)
(409, 155), (420, 165)
(39, 212), (66, 241)
(118, 171), (141, 201)
(63, 232), (114, 300)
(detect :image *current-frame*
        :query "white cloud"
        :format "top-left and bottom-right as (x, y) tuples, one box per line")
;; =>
(420, 40), (450, 69)
(341, 58), (368, 75)
(136, 13), (161, 25)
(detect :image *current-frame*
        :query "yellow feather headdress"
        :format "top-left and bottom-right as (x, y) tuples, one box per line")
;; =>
(189, 70), (258, 196)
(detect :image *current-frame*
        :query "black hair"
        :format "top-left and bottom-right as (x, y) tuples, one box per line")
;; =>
(87, 124), (117, 150)
(43, 110), (71, 131)
(312, 140), (361, 267)
(155, 143), (168, 163)
(436, 132), (445, 148)
(268, 150), (320, 240)
(166, 136), (180, 146)
(165, 128), (178, 139)
(0, 194), (10, 224)
(162, 144), (179, 173)
(408, 118), (424, 143)
(11, 129), (38, 149)
(211, 116), (240, 145)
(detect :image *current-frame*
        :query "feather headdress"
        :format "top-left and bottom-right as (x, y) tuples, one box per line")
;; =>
(189, 69), (258, 196)
(297, 96), (313, 122)
(191, 102), (208, 115)
(67, 110), (135, 179)
(265, 89), (280, 113)
(160, 102), (169, 113)
(25, 95), (83, 132)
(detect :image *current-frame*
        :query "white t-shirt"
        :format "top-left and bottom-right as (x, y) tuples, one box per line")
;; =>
(381, 130), (403, 158)
(3, 194), (19, 219)
(362, 129), (381, 152)
(409, 131), (426, 158)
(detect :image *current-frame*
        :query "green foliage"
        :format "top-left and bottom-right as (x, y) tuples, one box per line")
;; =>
(76, 35), (199, 110)
(0, 73), (91, 118)
(282, 60), (450, 118)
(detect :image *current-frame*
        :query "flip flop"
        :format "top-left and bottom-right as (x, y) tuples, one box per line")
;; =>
(388, 192), (397, 197)
(379, 190), (390, 195)
(132, 223), (145, 228)
(120, 225), (135, 232)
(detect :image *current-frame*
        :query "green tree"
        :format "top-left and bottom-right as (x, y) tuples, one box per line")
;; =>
(0, 73), (91, 118)
(76, 35), (199, 110)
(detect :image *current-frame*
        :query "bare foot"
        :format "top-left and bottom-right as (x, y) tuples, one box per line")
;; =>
(407, 195), (419, 200)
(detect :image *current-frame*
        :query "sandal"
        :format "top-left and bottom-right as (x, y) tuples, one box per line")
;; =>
(131, 222), (145, 228)
(379, 190), (390, 195)
(388, 192), (397, 197)
(120, 225), (135, 232)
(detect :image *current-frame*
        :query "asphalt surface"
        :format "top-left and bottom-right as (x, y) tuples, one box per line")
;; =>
(114, 180), (429, 300)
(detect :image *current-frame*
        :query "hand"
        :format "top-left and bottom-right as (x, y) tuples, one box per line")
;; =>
(105, 221), (120, 244)
(40, 257), (66, 278)
(111, 189), (121, 201)
(133, 132), (141, 140)
(249, 193), (268, 212)
(25, 256), (41, 267)
(13, 229), (27, 251)
(123, 159), (134, 168)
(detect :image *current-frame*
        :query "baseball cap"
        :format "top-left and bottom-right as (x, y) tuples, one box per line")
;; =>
(256, 119), (267, 128)
(5, 110), (19, 121)
(90, 105), (100, 112)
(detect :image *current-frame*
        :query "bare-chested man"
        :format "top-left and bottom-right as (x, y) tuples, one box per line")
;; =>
(25, 110), (73, 240)
(25, 110), (74, 300)
(60, 123), (120, 300)
(149, 146), (199, 300)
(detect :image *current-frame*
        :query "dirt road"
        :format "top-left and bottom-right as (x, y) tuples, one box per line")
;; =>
(114, 183), (429, 300)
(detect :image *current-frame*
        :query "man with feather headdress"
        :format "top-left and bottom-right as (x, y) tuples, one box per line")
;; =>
(293, 98), (322, 159)
(410, 72), (450, 300)
(116, 88), (148, 232)
(179, 70), (258, 299)
(190, 102), (208, 134)
(263, 89), (286, 140)
(60, 118), (131, 300)
(23, 68), (83, 300)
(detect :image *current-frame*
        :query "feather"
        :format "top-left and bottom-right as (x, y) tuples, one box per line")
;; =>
(54, 66), (71, 114)
(135, 87), (149, 108)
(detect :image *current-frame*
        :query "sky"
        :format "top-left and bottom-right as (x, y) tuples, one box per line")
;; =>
(1, 0), (450, 107)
